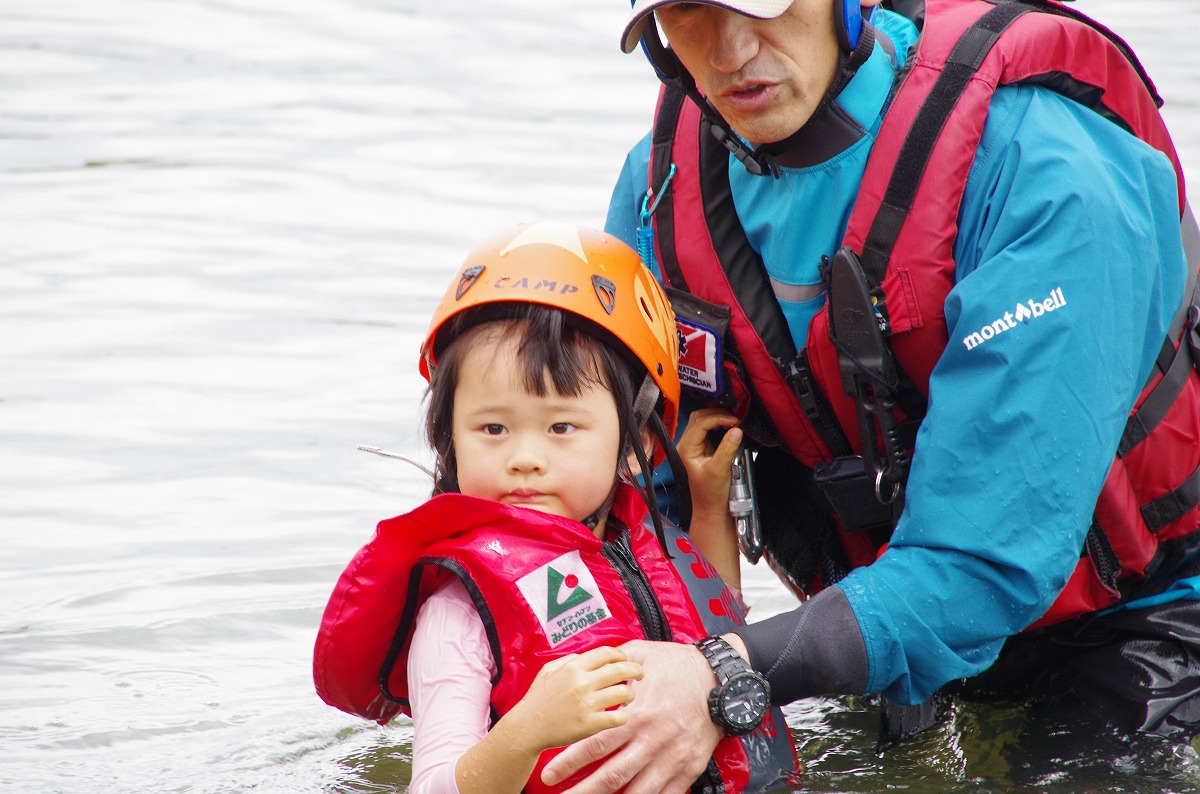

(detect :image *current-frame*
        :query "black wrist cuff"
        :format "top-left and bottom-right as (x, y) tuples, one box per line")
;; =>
(733, 586), (868, 704)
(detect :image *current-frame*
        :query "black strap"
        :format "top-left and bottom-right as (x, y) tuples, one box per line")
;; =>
(697, 118), (797, 365)
(650, 88), (854, 458)
(652, 86), (688, 292)
(1138, 306), (1200, 529)
(695, 114), (857, 457)
(859, 2), (1032, 296)
(1118, 314), (1197, 457)
(1142, 461), (1200, 531)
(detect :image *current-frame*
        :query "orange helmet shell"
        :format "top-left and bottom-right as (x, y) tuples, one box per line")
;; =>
(419, 222), (680, 436)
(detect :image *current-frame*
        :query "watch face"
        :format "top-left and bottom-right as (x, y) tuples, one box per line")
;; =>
(720, 671), (769, 730)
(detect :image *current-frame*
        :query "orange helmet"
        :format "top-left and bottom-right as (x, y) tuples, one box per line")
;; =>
(420, 222), (680, 436)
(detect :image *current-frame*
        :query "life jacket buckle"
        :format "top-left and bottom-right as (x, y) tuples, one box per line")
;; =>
(812, 456), (898, 545)
(826, 247), (912, 506)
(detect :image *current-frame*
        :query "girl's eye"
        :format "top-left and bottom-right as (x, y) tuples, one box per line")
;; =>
(549, 422), (576, 435)
(482, 424), (506, 436)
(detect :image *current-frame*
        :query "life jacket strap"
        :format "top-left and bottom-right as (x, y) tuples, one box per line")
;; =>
(858, 1), (1032, 327)
(1142, 459), (1200, 533)
(1118, 306), (1200, 457)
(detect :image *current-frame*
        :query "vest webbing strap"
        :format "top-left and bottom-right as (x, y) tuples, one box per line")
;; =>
(859, 2), (1032, 290)
(1118, 326), (1196, 457)
(653, 84), (793, 353)
(697, 119), (797, 365)
(653, 86), (688, 292)
(1142, 461), (1200, 531)
(1118, 204), (1200, 456)
(652, 84), (855, 458)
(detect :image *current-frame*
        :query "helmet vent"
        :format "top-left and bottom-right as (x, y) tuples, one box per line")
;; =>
(592, 275), (617, 315)
(455, 265), (485, 301)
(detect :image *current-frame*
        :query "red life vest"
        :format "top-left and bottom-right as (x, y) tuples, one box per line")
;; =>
(313, 484), (797, 793)
(648, 0), (1200, 627)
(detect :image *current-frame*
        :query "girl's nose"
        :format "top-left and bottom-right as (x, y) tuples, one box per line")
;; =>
(507, 440), (546, 473)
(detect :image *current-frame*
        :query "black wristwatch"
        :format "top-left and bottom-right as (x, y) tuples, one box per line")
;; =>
(695, 636), (770, 735)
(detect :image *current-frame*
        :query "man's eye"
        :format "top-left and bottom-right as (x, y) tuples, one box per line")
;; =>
(549, 422), (576, 435)
(482, 424), (506, 436)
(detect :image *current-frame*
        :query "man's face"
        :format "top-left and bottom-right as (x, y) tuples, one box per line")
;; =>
(655, 0), (840, 145)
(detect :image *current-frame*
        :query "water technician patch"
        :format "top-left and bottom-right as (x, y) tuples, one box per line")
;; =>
(676, 317), (723, 397)
(515, 550), (611, 647)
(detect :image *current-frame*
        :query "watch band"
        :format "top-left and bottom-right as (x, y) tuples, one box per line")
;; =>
(695, 635), (748, 684)
(696, 635), (770, 736)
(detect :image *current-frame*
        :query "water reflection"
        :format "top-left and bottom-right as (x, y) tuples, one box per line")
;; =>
(2, 0), (1199, 792)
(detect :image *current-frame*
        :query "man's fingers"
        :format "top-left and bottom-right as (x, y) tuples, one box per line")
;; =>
(540, 723), (631, 787)
(554, 735), (647, 794)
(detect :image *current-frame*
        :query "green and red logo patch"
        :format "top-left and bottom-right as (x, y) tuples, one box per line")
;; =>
(516, 551), (611, 647)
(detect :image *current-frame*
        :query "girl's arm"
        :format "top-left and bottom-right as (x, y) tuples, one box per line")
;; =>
(676, 407), (743, 589)
(409, 580), (644, 794)
(407, 580), (494, 794)
(453, 646), (643, 794)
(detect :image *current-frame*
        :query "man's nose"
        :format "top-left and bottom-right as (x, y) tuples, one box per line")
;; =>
(710, 12), (759, 74)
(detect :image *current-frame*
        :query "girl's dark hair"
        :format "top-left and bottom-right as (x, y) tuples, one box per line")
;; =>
(423, 303), (642, 498)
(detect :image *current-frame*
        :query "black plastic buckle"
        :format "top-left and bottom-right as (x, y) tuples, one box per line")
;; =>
(812, 456), (897, 543)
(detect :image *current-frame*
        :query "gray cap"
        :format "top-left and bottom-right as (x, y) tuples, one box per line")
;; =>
(621, 0), (794, 53)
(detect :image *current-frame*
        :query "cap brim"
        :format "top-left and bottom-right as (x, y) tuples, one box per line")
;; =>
(621, 0), (795, 53)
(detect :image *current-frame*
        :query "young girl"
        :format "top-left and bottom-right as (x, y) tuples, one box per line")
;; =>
(313, 223), (796, 794)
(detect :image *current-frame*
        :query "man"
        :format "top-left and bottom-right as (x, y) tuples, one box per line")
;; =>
(539, 0), (1200, 792)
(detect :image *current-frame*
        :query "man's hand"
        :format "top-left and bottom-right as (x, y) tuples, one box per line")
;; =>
(539, 639), (723, 794)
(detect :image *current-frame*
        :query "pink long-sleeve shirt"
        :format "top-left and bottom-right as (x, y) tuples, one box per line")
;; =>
(407, 579), (491, 794)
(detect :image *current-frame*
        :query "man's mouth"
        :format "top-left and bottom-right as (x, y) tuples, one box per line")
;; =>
(730, 83), (768, 96)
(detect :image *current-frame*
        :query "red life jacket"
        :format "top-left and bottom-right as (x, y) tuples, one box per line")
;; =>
(648, 0), (1200, 628)
(312, 484), (797, 793)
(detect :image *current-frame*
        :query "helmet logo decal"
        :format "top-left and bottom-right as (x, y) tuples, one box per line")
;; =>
(492, 275), (580, 296)
(455, 265), (485, 301)
(592, 275), (617, 315)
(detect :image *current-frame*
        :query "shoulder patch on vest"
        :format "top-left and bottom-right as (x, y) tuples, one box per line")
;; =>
(677, 317), (725, 398)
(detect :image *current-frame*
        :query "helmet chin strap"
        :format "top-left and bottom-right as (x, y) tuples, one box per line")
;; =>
(582, 480), (621, 532)
(642, 29), (777, 177)
(639, 16), (875, 179)
(582, 375), (662, 532)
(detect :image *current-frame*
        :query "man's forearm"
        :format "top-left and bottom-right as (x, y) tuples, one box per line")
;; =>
(733, 586), (868, 704)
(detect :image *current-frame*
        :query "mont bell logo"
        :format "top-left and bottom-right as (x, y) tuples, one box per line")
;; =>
(961, 287), (1068, 351)
(516, 550), (611, 647)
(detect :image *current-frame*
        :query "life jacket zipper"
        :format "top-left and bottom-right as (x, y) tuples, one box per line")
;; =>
(601, 525), (672, 642)
(603, 523), (726, 794)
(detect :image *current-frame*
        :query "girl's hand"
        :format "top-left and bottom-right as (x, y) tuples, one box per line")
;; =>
(677, 408), (742, 517)
(677, 407), (743, 587)
(540, 639), (724, 794)
(503, 646), (644, 754)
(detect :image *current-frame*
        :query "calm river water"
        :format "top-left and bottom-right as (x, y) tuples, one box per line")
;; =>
(3, 1), (1199, 792)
